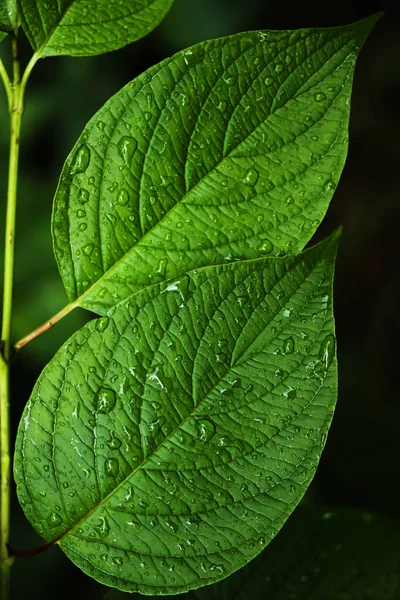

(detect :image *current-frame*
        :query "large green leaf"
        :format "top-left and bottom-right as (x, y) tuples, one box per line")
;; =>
(104, 507), (400, 599)
(52, 16), (378, 316)
(15, 233), (339, 594)
(17, 0), (174, 57)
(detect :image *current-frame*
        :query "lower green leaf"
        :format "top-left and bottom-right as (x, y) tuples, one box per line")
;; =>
(15, 233), (339, 594)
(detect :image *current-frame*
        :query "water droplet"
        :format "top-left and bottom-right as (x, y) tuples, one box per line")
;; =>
(180, 92), (189, 106)
(314, 92), (327, 102)
(283, 337), (294, 353)
(118, 136), (137, 165)
(286, 389), (297, 401)
(319, 334), (335, 370)
(82, 244), (93, 256)
(325, 180), (335, 192)
(108, 434), (122, 450)
(217, 100), (227, 111)
(77, 209), (86, 218)
(47, 512), (63, 527)
(96, 387), (116, 414)
(71, 145), (90, 176)
(78, 223), (87, 232)
(106, 213), (117, 226)
(78, 188), (90, 204)
(264, 76), (274, 87)
(94, 516), (110, 537)
(117, 188), (129, 206)
(105, 457), (119, 477)
(96, 317), (109, 333)
(157, 259), (167, 277)
(243, 168), (259, 186)
(223, 74), (236, 85)
(197, 418), (216, 442)
(216, 351), (227, 364)
(258, 240), (273, 254)
(275, 63), (284, 74)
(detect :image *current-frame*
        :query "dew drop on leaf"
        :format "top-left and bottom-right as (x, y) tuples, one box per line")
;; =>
(117, 188), (129, 206)
(283, 337), (295, 354)
(157, 258), (168, 277)
(108, 434), (122, 450)
(78, 188), (90, 204)
(96, 316), (109, 333)
(217, 99), (227, 111)
(264, 75), (274, 86)
(118, 136), (137, 165)
(105, 457), (119, 477)
(96, 387), (116, 414)
(197, 418), (216, 442)
(46, 512), (63, 527)
(94, 516), (110, 537)
(71, 145), (90, 176)
(319, 334), (336, 370)
(82, 243), (94, 256)
(314, 91), (327, 102)
(258, 240), (273, 254)
(243, 168), (259, 186)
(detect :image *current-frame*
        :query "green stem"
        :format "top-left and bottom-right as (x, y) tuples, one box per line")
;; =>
(0, 40), (37, 598)
(13, 301), (78, 352)
(0, 59), (12, 110)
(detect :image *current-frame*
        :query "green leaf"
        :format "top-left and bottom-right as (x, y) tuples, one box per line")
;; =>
(15, 233), (339, 594)
(51, 16), (378, 316)
(104, 507), (400, 599)
(0, 0), (16, 37)
(17, 0), (174, 57)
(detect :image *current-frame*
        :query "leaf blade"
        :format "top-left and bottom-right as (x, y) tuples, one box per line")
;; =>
(15, 233), (339, 594)
(17, 0), (174, 57)
(51, 17), (377, 315)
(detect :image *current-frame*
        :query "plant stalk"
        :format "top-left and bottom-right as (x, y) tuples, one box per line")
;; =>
(13, 301), (78, 352)
(0, 36), (35, 599)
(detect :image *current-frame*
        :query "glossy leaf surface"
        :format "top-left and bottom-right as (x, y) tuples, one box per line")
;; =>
(15, 234), (338, 594)
(17, 0), (174, 57)
(52, 16), (377, 315)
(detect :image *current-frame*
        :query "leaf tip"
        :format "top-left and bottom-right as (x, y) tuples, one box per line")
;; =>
(315, 228), (342, 261)
(350, 12), (384, 48)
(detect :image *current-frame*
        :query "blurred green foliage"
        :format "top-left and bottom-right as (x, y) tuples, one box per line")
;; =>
(0, 0), (399, 598)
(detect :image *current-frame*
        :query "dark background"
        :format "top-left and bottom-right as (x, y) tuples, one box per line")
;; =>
(0, 0), (398, 598)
